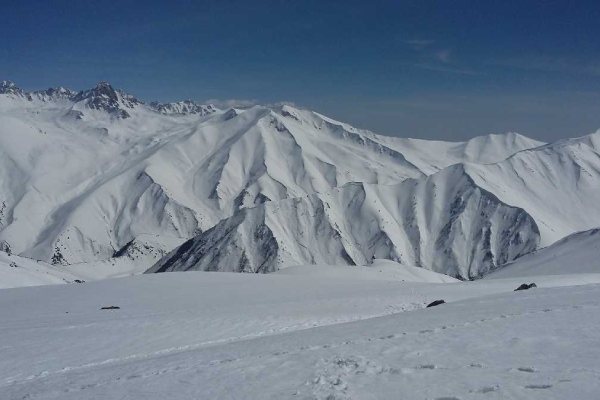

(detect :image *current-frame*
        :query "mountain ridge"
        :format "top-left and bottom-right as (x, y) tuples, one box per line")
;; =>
(1, 80), (595, 280)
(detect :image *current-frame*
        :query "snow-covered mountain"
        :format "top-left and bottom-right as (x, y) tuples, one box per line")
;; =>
(154, 129), (600, 278)
(465, 133), (600, 245)
(149, 164), (540, 279)
(71, 81), (144, 119)
(2, 80), (598, 280)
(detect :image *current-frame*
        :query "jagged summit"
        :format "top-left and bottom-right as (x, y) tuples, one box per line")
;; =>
(72, 81), (143, 119)
(0, 80), (18, 92)
(33, 86), (76, 102)
(0, 80), (31, 99)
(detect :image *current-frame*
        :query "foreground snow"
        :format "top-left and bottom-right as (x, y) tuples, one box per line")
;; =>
(1, 267), (600, 399)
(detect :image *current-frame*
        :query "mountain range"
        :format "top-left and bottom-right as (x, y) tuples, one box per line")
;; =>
(1, 80), (599, 280)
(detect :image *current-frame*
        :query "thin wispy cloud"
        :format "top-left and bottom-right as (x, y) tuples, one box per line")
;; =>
(435, 49), (452, 64)
(403, 39), (475, 74)
(411, 62), (481, 76)
(402, 42), (478, 75)
(404, 39), (434, 49)
(493, 56), (600, 77)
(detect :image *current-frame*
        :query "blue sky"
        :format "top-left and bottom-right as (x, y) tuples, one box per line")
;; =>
(2, 0), (600, 141)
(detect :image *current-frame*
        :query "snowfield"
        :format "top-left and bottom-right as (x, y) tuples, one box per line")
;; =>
(1, 267), (600, 399)
(0, 251), (81, 288)
(488, 228), (600, 279)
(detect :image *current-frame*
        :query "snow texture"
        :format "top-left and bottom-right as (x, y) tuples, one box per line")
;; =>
(1, 268), (600, 399)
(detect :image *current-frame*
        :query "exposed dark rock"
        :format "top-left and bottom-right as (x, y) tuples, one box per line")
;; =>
(0, 80), (31, 99)
(113, 239), (135, 258)
(51, 246), (66, 265)
(100, 306), (120, 310)
(0, 240), (11, 256)
(514, 283), (537, 291)
(73, 81), (142, 119)
(426, 299), (446, 308)
(150, 100), (216, 116)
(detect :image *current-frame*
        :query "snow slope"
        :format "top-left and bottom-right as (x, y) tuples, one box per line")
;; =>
(0, 81), (543, 274)
(466, 132), (600, 245)
(276, 259), (459, 283)
(379, 131), (544, 174)
(0, 252), (81, 288)
(150, 164), (539, 279)
(153, 128), (600, 279)
(488, 228), (600, 278)
(1, 270), (600, 399)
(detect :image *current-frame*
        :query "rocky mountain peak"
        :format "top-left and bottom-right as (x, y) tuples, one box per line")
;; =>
(73, 81), (143, 119)
(0, 80), (31, 99)
(33, 86), (77, 101)
(0, 80), (17, 91)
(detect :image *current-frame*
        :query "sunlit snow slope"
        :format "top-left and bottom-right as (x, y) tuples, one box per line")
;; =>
(466, 133), (600, 246)
(0, 252), (81, 288)
(487, 228), (600, 278)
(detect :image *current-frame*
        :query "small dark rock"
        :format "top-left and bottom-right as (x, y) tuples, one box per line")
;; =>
(100, 306), (120, 310)
(73, 279), (85, 283)
(514, 283), (537, 291)
(426, 299), (446, 308)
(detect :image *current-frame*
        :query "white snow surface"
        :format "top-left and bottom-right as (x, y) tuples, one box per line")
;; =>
(0, 252), (81, 288)
(1, 268), (600, 399)
(487, 228), (600, 279)
(277, 259), (459, 283)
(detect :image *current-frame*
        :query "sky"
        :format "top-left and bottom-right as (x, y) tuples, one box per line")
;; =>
(2, 0), (600, 141)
